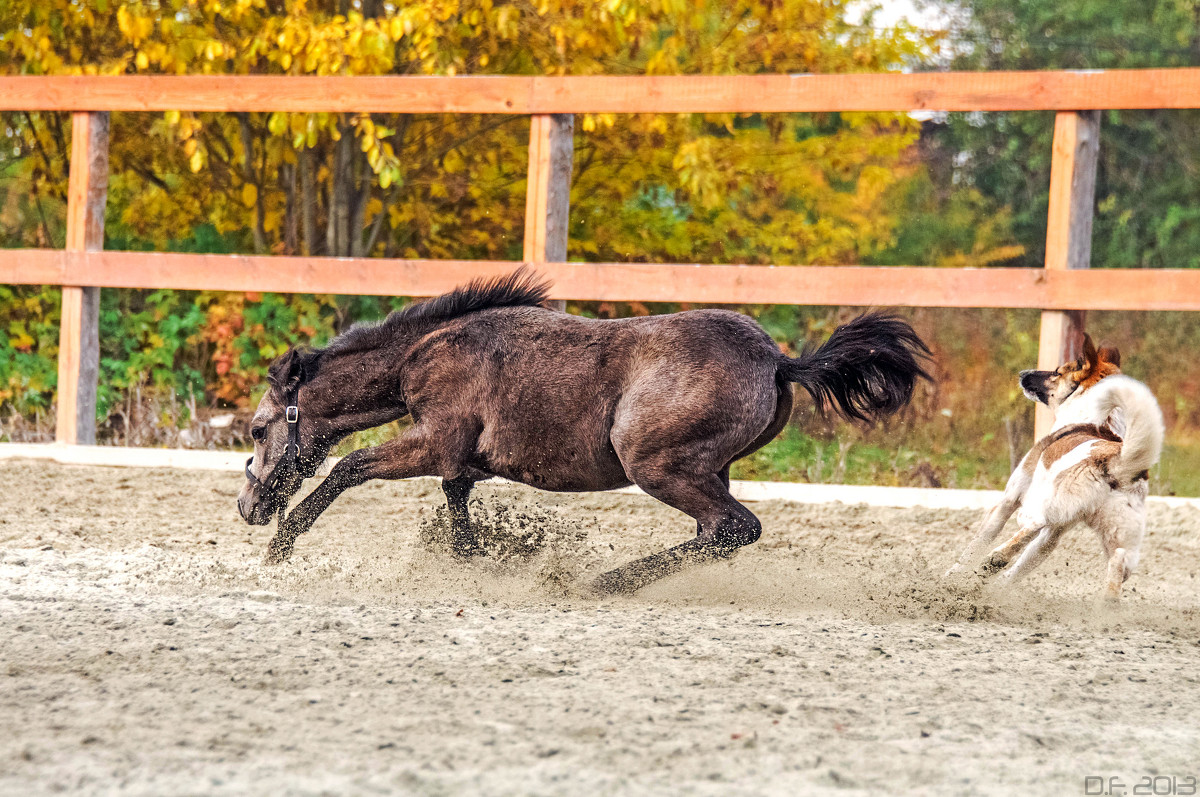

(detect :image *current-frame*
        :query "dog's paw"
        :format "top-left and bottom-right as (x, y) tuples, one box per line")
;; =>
(979, 552), (1009, 575)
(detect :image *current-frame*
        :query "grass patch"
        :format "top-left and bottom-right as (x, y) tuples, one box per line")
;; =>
(731, 425), (1016, 490)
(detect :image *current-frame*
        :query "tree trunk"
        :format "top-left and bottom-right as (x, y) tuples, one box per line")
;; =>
(363, 186), (392, 256)
(237, 112), (267, 255)
(327, 119), (354, 257)
(350, 153), (370, 258)
(300, 146), (317, 255)
(283, 161), (298, 255)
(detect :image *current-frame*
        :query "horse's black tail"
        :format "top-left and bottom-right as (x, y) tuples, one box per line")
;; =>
(777, 312), (933, 423)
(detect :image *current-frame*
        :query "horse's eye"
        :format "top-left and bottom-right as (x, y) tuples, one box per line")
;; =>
(251, 426), (267, 442)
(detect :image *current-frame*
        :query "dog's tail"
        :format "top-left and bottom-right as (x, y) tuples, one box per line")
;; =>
(1086, 375), (1165, 481)
(777, 312), (932, 423)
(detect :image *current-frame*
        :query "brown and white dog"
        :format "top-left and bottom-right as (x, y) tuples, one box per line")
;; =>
(947, 335), (1165, 600)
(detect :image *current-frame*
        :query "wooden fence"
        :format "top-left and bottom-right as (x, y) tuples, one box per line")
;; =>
(4, 70), (1200, 444)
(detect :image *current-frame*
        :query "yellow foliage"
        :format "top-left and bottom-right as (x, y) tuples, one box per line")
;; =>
(1, 0), (936, 266)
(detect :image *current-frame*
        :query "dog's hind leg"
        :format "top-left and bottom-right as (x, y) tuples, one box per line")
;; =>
(1092, 498), (1146, 602)
(1104, 548), (1128, 602)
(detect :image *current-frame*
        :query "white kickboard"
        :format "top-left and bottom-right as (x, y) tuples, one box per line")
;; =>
(2, 442), (1197, 512)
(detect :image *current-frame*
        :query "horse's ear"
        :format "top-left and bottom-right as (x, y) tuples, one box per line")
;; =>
(293, 349), (319, 384)
(267, 348), (319, 389)
(266, 349), (294, 389)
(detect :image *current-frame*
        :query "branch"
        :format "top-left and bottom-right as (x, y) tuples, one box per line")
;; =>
(129, 163), (170, 191)
(20, 112), (64, 201)
(362, 185), (397, 255)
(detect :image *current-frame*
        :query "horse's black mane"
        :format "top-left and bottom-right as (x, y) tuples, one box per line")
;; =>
(268, 268), (550, 390)
(329, 267), (550, 357)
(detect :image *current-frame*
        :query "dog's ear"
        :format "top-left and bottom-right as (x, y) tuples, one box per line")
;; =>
(1079, 333), (1097, 369)
(1066, 333), (1096, 381)
(1097, 345), (1121, 367)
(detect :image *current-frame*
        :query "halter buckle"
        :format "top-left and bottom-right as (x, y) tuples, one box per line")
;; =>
(286, 405), (299, 424)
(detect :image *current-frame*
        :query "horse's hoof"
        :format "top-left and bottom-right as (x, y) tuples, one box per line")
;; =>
(589, 570), (636, 596)
(263, 540), (294, 565)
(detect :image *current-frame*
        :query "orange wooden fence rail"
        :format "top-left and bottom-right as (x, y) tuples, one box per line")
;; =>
(6, 251), (1200, 311)
(3, 70), (1199, 444)
(6, 70), (1200, 113)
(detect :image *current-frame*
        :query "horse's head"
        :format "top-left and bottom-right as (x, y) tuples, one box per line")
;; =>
(238, 348), (322, 525)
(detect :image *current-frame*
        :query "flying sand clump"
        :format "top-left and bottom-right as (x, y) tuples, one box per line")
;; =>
(418, 498), (601, 592)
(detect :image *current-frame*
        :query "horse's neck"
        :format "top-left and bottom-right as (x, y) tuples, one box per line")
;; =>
(304, 349), (408, 436)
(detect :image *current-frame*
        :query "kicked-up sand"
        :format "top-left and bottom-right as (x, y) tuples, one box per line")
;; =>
(1, 459), (1199, 795)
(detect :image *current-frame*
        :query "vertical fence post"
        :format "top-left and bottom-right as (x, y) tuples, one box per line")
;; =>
(524, 114), (574, 312)
(1035, 110), (1100, 440)
(56, 111), (109, 445)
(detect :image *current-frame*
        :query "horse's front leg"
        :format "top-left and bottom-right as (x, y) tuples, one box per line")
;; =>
(265, 428), (438, 563)
(442, 475), (484, 557)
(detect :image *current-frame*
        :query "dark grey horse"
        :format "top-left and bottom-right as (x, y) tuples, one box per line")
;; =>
(238, 269), (930, 593)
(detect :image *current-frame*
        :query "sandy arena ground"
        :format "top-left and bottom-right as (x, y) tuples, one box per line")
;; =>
(2, 459), (1199, 795)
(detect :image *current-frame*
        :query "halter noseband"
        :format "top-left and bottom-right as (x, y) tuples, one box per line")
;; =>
(244, 383), (302, 496)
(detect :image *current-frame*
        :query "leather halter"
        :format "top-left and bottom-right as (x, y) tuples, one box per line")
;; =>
(244, 383), (302, 496)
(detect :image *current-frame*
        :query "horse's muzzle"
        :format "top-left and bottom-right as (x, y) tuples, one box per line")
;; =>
(237, 482), (275, 525)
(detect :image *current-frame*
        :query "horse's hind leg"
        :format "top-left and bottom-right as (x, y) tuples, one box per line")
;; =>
(690, 467), (730, 537)
(591, 473), (761, 595)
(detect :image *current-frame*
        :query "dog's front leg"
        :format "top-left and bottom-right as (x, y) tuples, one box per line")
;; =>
(981, 524), (1045, 575)
(993, 525), (1068, 584)
(946, 453), (1037, 578)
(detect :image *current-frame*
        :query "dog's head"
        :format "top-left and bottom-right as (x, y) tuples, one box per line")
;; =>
(1019, 334), (1122, 411)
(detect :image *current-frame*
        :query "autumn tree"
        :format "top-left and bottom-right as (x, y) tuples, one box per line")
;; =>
(919, 0), (1200, 269)
(2, 0), (930, 264)
(0, 0), (944, 435)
